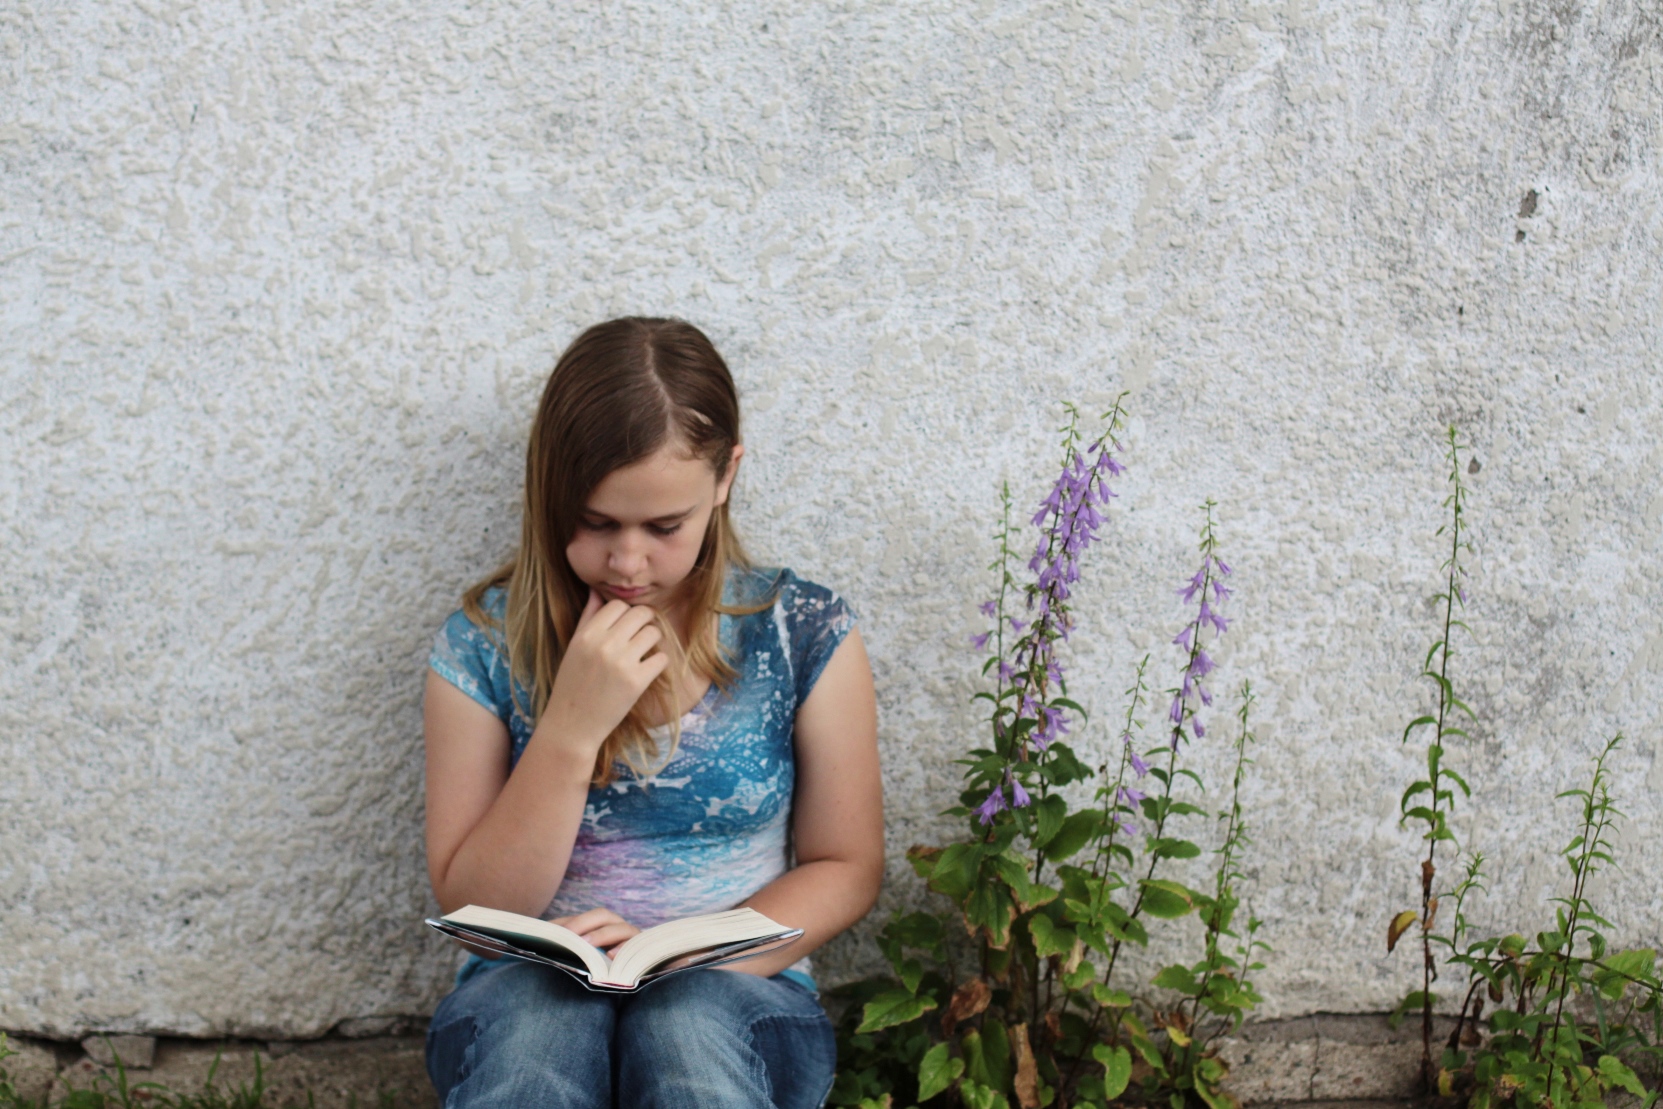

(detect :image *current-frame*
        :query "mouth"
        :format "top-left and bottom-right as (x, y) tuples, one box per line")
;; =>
(602, 584), (652, 602)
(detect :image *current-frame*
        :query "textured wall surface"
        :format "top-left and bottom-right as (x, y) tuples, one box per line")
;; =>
(3, 0), (1661, 1038)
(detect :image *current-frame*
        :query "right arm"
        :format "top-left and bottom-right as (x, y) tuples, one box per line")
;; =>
(424, 594), (668, 921)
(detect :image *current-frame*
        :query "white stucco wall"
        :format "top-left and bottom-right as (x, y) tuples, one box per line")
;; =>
(3, 0), (1660, 1038)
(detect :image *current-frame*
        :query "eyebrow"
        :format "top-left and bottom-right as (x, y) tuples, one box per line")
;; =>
(582, 507), (697, 525)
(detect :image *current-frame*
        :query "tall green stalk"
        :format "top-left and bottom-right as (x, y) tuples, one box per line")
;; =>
(1396, 427), (1476, 1090)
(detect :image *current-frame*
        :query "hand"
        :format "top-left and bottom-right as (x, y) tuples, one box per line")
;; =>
(543, 591), (671, 752)
(554, 907), (641, 955)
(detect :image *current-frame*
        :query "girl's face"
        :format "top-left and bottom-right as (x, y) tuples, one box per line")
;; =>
(565, 441), (743, 613)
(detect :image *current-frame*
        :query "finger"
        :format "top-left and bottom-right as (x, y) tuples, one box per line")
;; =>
(584, 923), (641, 950)
(609, 603), (661, 638)
(584, 598), (634, 633)
(626, 622), (664, 658)
(560, 907), (623, 935)
(575, 590), (604, 627)
(639, 650), (671, 682)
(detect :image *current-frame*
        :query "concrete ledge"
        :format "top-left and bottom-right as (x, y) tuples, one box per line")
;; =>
(3, 1015), (1444, 1107)
(4, 1033), (436, 1109)
(1220, 1013), (1456, 1104)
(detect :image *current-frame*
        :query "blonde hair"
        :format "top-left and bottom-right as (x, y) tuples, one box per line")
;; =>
(462, 317), (762, 785)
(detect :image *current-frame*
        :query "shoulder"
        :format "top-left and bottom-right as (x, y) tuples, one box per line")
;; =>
(429, 586), (511, 714)
(728, 565), (857, 702)
(774, 568), (855, 631)
(436, 586), (508, 646)
(727, 565), (854, 622)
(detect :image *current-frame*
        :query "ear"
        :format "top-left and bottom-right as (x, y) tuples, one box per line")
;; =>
(714, 444), (745, 507)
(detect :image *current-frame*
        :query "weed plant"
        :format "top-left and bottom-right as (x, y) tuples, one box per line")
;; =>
(1389, 430), (1663, 1108)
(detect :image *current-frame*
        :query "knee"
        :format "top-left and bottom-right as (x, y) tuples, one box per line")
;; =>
(619, 970), (768, 1062)
(428, 963), (615, 1103)
(617, 972), (834, 1108)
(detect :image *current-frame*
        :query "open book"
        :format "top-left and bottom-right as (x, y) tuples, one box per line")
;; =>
(425, 904), (803, 993)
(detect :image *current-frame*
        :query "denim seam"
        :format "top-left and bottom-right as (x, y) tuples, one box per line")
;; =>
(745, 1012), (835, 1108)
(437, 1017), (480, 1108)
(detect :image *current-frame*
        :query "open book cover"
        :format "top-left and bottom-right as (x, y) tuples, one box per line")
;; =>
(424, 904), (804, 993)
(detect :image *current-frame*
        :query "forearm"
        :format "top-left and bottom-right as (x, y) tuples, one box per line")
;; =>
(732, 855), (883, 977)
(430, 728), (598, 916)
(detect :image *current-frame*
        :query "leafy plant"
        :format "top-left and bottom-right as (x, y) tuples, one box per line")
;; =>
(1389, 429), (1663, 1107)
(1422, 738), (1662, 1108)
(1390, 426), (1476, 1086)
(830, 402), (1267, 1109)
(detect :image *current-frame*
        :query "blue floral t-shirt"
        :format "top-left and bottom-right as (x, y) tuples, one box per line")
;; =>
(427, 566), (854, 980)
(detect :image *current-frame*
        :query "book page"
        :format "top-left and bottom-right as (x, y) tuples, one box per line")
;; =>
(442, 905), (612, 982)
(607, 907), (794, 987)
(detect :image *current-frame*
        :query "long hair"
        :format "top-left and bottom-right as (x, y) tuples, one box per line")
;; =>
(462, 317), (756, 785)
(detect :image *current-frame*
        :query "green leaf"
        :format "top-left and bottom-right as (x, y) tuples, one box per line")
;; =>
(1597, 1055), (1646, 1097)
(1104, 913), (1149, 948)
(1092, 1044), (1133, 1100)
(1030, 913), (1077, 959)
(1092, 984), (1133, 1008)
(1151, 837), (1202, 860)
(1152, 964), (1199, 993)
(886, 910), (946, 951)
(918, 1042), (965, 1101)
(1400, 781), (1433, 810)
(1042, 742), (1094, 785)
(966, 881), (1016, 947)
(1044, 811), (1101, 861)
(1594, 948), (1656, 1000)
(857, 988), (937, 1033)
(988, 854), (1057, 913)
(1402, 714), (1438, 744)
(1033, 794), (1067, 848)
(1139, 879), (1194, 919)
(1061, 960), (1096, 990)
(959, 1079), (1010, 1109)
(928, 844), (980, 900)
(980, 1018), (1012, 1091)
(1050, 696), (1089, 722)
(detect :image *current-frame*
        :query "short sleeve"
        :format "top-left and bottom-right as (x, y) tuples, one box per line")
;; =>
(778, 572), (857, 706)
(428, 601), (509, 720)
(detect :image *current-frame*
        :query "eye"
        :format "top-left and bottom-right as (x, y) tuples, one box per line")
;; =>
(648, 523), (683, 537)
(578, 518), (616, 533)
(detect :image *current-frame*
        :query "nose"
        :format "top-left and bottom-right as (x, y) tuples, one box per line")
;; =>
(607, 529), (648, 579)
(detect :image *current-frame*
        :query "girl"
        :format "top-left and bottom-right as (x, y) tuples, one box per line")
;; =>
(421, 317), (883, 1109)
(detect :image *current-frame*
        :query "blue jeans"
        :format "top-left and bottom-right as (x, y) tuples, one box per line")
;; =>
(425, 960), (836, 1108)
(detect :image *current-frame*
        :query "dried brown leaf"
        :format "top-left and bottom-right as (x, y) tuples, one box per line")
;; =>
(941, 977), (992, 1038)
(1012, 1023), (1041, 1109)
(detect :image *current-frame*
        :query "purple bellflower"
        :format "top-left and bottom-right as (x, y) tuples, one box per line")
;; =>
(1124, 733), (1151, 778)
(969, 402), (1131, 824)
(1007, 772), (1031, 808)
(975, 785), (1008, 824)
(1167, 511), (1232, 747)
